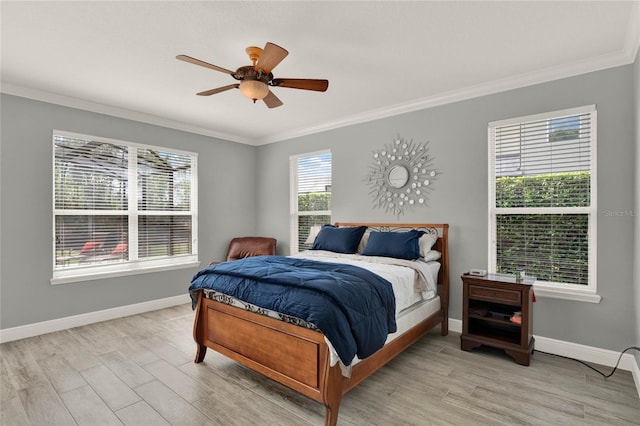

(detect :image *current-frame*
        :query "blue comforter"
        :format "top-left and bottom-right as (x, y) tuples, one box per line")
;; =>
(189, 256), (397, 365)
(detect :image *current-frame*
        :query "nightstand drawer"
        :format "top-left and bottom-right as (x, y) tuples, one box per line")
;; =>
(469, 285), (521, 305)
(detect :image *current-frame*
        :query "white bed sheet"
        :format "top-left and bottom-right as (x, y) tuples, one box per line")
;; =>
(292, 250), (439, 312)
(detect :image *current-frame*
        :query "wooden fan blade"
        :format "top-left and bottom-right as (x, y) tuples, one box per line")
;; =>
(196, 84), (239, 96)
(255, 42), (288, 74)
(263, 90), (283, 108)
(271, 78), (329, 92)
(176, 54), (234, 75)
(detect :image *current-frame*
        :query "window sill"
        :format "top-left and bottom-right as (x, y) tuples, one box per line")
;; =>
(533, 284), (602, 303)
(51, 259), (200, 285)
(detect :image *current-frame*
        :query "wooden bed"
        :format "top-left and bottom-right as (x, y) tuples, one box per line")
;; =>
(191, 222), (449, 426)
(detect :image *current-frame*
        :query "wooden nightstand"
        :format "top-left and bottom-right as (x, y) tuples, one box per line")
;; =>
(461, 273), (534, 365)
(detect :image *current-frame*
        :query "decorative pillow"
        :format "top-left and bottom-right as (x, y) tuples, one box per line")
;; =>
(419, 233), (438, 258)
(423, 250), (441, 261)
(362, 229), (425, 260)
(357, 230), (371, 253)
(312, 225), (368, 254)
(303, 225), (323, 246)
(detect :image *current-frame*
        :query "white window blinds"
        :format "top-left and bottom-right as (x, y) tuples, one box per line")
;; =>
(489, 106), (596, 289)
(290, 151), (332, 253)
(137, 148), (194, 259)
(53, 131), (197, 281)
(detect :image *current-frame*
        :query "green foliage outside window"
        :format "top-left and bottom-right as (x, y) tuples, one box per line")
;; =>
(496, 171), (590, 285)
(549, 128), (580, 142)
(496, 171), (590, 208)
(297, 192), (331, 250)
(496, 214), (589, 285)
(298, 191), (331, 212)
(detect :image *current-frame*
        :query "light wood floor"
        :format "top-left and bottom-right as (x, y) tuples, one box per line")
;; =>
(2, 303), (638, 425)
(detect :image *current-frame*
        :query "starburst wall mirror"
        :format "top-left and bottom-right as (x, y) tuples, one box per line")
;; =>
(366, 136), (438, 217)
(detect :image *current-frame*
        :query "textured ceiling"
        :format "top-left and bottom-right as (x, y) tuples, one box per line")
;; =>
(2, 1), (638, 145)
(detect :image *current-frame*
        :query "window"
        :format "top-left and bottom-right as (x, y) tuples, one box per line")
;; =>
(290, 150), (332, 253)
(488, 105), (599, 302)
(53, 130), (198, 283)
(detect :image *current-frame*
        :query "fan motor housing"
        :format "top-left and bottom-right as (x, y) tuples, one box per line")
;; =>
(232, 65), (273, 84)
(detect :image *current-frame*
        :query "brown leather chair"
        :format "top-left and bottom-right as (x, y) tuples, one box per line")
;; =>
(211, 237), (277, 264)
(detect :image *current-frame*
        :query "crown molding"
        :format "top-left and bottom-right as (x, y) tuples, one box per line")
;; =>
(0, 82), (258, 146)
(257, 47), (637, 145)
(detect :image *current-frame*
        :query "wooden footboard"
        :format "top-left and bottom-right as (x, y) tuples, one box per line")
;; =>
(193, 291), (446, 426)
(193, 291), (344, 425)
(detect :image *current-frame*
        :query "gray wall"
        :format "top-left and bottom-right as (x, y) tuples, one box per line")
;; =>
(257, 65), (637, 352)
(0, 94), (258, 329)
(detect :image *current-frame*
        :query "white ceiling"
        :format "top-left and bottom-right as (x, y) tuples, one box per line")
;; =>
(2, 1), (639, 145)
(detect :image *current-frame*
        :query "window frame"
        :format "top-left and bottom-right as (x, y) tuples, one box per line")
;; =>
(488, 105), (600, 303)
(289, 150), (332, 254)
(51, 130), (199, 284)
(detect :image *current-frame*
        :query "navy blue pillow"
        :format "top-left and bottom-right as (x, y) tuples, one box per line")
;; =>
(311, 225), (367, 254)
(362, 230), (425, 260)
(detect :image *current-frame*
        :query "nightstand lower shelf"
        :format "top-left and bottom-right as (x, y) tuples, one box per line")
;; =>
(461, 333), (535, 366)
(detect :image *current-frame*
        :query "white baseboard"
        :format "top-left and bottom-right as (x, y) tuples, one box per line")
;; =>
(449, 318), (462, 333)
(448, 318), (640, 397)
(633, 356), (640, 399)
(0, 293), (191, 344)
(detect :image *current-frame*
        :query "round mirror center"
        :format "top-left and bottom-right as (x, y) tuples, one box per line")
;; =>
(388, 165), (409, 188)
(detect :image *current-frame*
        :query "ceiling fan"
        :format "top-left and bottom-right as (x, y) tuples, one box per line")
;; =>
(176, 42), (329, 108)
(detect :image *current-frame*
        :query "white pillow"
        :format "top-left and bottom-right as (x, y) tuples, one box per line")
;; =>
(419, 233), (438, 257)
(357, 230), (371, 253)
(423, 250), (441, 261)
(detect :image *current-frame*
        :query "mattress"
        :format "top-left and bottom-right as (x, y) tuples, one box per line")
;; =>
(339, 296), (441, 374)
(291, 250), (439, 312)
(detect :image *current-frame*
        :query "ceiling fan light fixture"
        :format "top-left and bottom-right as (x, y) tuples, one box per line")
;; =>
(177, 42), (328, 108)
(239, 79), (269, 103)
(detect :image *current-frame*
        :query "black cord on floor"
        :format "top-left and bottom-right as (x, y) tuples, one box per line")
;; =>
(534, 346), (640, 379)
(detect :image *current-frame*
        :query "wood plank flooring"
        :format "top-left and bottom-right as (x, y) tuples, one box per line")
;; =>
(2, 303), (638, 425)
